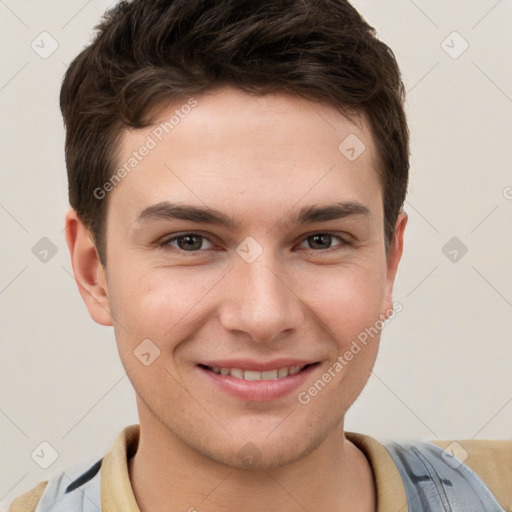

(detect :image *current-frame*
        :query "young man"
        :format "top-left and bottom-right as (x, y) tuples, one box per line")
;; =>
(9, 1), (511, 511)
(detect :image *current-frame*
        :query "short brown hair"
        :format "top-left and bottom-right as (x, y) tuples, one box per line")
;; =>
(61, 0), (409, 266)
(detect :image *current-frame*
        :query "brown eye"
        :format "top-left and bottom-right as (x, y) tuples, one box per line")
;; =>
(307, 234), (334, 250)
(176, 235), (203, 251)
(162, 233), (214, 252)
(297, 233), (350, 251)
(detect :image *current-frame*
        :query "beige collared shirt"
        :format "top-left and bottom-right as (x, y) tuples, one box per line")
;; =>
(9, 424), (512, 512)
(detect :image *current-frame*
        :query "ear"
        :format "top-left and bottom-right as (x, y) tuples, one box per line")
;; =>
(382, 211), (407, 317)
(64, 209), (113, 326)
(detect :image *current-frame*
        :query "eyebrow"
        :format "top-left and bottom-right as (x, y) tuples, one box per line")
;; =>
(134, 201), (371, 230)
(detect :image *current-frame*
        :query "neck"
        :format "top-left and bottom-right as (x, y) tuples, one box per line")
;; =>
(129, 405), (376, 512)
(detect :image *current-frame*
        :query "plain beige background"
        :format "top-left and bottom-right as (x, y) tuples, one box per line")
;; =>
(1, 0), (511, 508)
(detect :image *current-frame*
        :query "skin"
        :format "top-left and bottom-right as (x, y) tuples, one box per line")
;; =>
(66, 85), (407, 512)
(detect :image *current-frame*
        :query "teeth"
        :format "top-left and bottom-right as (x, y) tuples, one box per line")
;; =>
(261, 370), (278, 380)
(230, 368), (244, 379)
(207, 365), (308, 380)
(277, 367), (289, 378)
(244, 370), (261, 381)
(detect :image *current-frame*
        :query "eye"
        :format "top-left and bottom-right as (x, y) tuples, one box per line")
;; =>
(161, 233), (214, 252)
(159, 231), (350, 255)
(298, 233), (348, 251)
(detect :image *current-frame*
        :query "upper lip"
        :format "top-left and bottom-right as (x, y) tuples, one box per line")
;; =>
(198, 359), (318, 371)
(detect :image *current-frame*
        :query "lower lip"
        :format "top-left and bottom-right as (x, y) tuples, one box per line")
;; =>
(197, 364), (318, 402)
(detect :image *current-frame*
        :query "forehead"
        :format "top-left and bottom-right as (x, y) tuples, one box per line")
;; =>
(110, 86), (382, 227)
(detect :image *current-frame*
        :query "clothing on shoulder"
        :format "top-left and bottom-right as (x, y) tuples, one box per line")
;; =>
(8, 425), (512, 512)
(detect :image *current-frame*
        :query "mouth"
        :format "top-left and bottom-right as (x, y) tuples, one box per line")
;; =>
(196, 361), (320, 402)
(198, 363), (317, 381)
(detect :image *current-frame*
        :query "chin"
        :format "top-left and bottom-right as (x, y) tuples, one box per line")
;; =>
(192, 415), (341, 471)
(204, 438), (320, 471)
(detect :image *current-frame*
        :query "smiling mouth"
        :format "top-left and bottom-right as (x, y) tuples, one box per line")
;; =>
(198, 363), (318, 381)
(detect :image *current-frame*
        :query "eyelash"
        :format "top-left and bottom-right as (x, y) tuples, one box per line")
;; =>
(159, 232), (351, 256)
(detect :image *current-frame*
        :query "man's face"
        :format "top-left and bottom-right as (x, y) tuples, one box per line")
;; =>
(86, 86), (405, 468)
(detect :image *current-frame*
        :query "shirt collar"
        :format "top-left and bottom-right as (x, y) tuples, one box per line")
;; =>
(100, 424), (408, 512)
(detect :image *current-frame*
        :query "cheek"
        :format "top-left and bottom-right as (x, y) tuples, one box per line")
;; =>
(107, 265), (224, 344)
(108, 251), (387, 352)
(299, 261), (387, 339)
(300, 267), (386, 408)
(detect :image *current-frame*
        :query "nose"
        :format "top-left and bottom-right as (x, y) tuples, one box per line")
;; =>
(218, 254), (305, 343)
